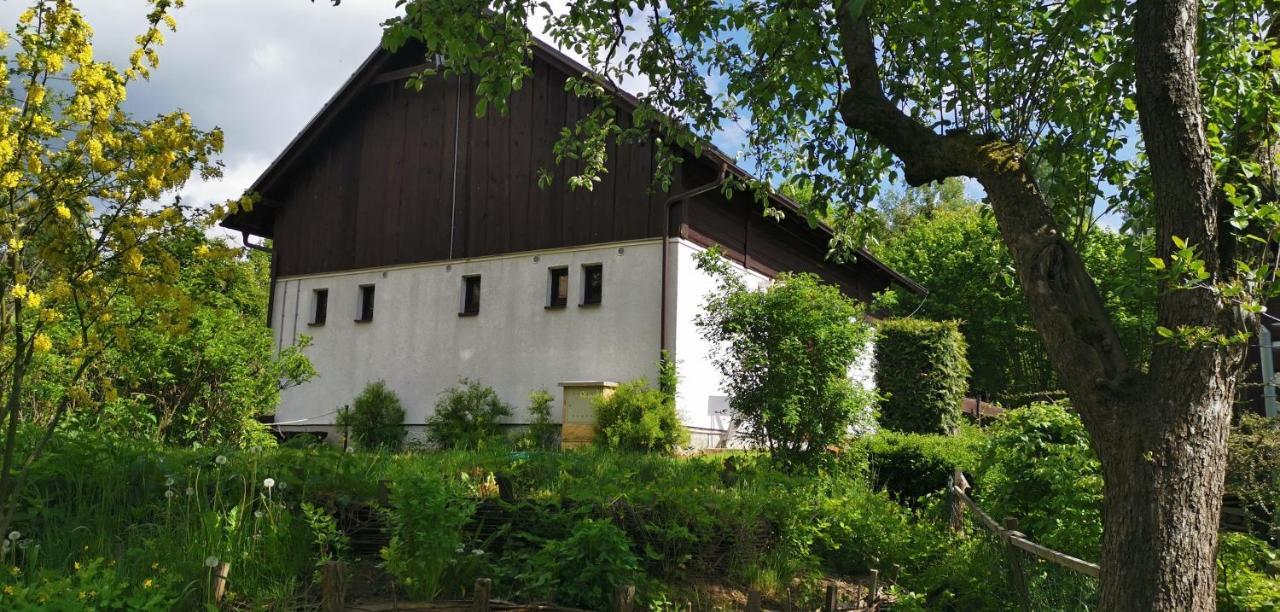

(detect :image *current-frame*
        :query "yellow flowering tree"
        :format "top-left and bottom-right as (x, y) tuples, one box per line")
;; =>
(0, 0), (243, 538)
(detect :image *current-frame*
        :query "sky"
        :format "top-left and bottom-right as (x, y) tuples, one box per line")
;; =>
(0, 0), (405, 209)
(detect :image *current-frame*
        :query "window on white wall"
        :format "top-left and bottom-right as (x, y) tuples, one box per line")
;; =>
(581, 263), (603, 305)
(310, 289), (328, 326)
(547, 267), (568, 308)
(356, 284), (375, 322)
(460, 275), (481, 316)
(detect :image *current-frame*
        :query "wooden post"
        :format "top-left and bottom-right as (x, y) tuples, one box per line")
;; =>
(320, 560), (346, 612)
(867, 568), (880, 605)
(824, 584), (838, 612)
(613, 584), (636, 612)
(1003, 517), (1032, 612)
(889, 563), (902, 583)
(949, 467), (965, 532)
(745, 589), (762, 612)
(210, 561), (231, 604)
(473, 578), (491, 612)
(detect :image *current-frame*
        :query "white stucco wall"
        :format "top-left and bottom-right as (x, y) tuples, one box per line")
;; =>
(272, 239), (664, 432)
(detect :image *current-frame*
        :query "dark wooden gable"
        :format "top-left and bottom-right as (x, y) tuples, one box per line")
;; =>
(223, 40), (925, 299)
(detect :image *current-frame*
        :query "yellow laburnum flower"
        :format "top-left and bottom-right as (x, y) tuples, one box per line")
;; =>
(7, 238), (23, 250)
(194, 244), (210, 257)
(23, 291), (41, 308)
(55, 204), (71, 220)
(32, 334), (51, 353)
(9, 284), (27, 300)
(0, 171), (19, 189)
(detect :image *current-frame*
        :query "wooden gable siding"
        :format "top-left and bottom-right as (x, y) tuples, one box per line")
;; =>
(269, 54), (675, 279)
(680, 188), (892, 302)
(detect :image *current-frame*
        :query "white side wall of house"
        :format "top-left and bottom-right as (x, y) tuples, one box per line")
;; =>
(272, 239), (664, 435)
(667, 239), (878, 444)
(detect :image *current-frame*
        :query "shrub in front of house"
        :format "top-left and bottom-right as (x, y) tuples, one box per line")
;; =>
(694, 248), (875, 469)
(426, 378), (513, 450)
(338, 380), (407, 450)
(516, 389), (560, 451)
(874, 318), (970, 434)
(594, 379), (688, 454)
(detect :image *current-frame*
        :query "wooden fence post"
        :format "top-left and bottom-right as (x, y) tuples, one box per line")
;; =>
(320, 560), (346, 612)
(949, 467), (966, 532)
(210, 561), (231, 604)
(1003, 517), (1032, 612)
(745, 589), (762, 612)
(824, 584), (838, 612)
(473, 577), (491, 612)
(613, 584), (636, 612)
(867, 568), (880, 605)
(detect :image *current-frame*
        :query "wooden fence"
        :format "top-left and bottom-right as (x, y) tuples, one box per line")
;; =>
(948, 468), (1100, 611)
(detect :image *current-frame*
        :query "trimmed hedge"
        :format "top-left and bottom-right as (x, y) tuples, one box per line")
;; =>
(874, 318), (970, 434)
(856, 428), (984, 503)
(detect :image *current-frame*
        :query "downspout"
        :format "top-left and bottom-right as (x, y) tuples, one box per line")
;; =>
(659, 163), (729, 354)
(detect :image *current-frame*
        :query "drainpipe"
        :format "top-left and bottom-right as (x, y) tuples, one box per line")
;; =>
(659, 163), (729, 354)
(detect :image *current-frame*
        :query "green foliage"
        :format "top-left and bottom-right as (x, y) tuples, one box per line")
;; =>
(338, 381), (406, 451)
(524, 518), (640, 610)
(855, 428), (985, 503)
(516, 389), (559, 451)
(978, 403), (1103, 560)
(594, 380), (688, 454)
(0, 557), (190, 610)
(426, 378), (512, 450)
(1226, 414), (1280, 539)
(1217, 532), (1280, 611)
(874, 318), (970, 434)
(53, 230), (315, 449)
(301, 502), (348, 572)
(694, 249), (875, 468)
(658, 349), (679, 405)
(875, 203), (1155, 403)
(381, 469), (476, 600)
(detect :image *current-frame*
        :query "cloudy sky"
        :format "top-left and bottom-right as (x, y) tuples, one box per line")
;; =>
(0, 0), (404, 208)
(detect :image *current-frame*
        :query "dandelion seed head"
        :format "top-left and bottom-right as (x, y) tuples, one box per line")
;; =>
(214, 455), (227, 466)
(263, 478), (275, 489)
(204, 556), (219, 568)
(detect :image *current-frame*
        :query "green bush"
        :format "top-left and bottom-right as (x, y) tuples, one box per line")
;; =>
(523, 518), (640, 610)
(695, 250), (875, 468)
(977, 403), (1102, 560)
(0, 557), (189, 610)
(856, 428), (984, 503)
(1226, 414), (1280, 538)
(381, 469), (476, 600)
(1217, 532), (1280, 611)
(874, 318), (970, 434)
(337, 380), (406, 451)
(426, 378), (512, 450)
(594, 380), (688, 454)
(516, 389), (559, 451)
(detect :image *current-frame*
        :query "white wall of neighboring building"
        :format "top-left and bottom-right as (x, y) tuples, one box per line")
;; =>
(272, 239), (664, 433)
(666, 239), (879, 444)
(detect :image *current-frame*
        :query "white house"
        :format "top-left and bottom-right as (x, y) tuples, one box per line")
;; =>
(223, 37), (926, 448)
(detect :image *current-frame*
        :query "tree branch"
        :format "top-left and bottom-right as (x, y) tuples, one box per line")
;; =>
(834, 3), (1133, 414)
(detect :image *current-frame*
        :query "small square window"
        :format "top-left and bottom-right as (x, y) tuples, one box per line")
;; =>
(356, 285), (375, 322)
(310, 289), (328, 326)
(461, 275), (481, 316)
(582, 264), (603, 306)
(547, 267), (568, 308)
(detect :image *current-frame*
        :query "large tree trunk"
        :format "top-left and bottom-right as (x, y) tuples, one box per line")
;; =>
(833, 0), (1257, 608)
(1094, 374), (1237, 609)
